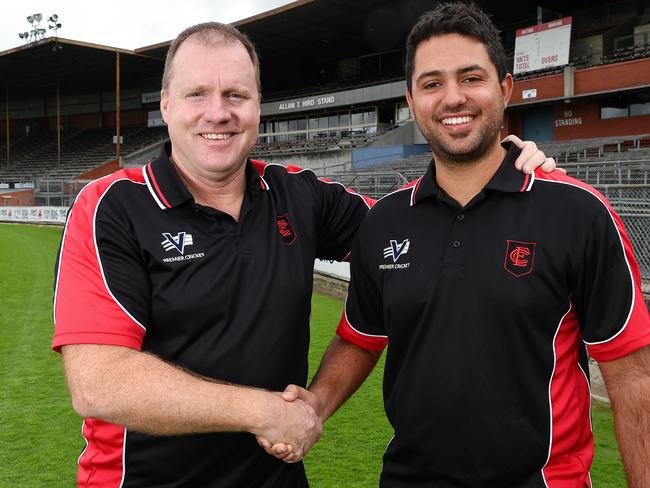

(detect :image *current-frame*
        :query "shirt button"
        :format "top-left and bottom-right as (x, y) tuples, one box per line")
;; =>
(457, 213), (465, 221)
(452, 240), (461, 248)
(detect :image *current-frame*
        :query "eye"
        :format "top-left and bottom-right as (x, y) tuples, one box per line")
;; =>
(462, 76), (481, 83)
(187, 91), (204, 98)
(423, 81), (441, 90)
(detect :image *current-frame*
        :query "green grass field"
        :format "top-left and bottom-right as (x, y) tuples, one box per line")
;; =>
(0, 223), (626, 487)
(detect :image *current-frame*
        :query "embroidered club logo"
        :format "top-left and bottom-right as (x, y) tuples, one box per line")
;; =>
(383, 239), (410, 263)
(276, 214), (296, 245)
(161, 232), (194, 255)
(504, 240), (536, 277)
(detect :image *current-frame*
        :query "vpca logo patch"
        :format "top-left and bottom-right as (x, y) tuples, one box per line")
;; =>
(161, 232), (205, 263)
(161, 232), (194, 255)
(504, 240), (536, 277)
(379, 239), (411, 270)
(276, 214), (297, 245)
(384, 239), (410, 262)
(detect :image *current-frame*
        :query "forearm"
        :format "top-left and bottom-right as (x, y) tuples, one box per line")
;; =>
(308, 336), (382, 421)
(62, 344), (279, 437)
(609, 389), (650, 487)
(600, 346), (650, 487)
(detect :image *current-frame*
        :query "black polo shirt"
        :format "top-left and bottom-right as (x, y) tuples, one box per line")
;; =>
(338, 144), (650, 488)
(53, 143), (371, 487)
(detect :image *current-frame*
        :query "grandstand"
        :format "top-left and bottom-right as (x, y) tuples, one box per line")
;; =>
(0, 126), (168, 181)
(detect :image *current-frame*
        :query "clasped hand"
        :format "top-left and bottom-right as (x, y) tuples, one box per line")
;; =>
(256, 385), (323, 463)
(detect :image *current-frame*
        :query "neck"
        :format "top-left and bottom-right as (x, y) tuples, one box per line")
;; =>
(171, 157), (247, 221)
(434, 141), (506, 207)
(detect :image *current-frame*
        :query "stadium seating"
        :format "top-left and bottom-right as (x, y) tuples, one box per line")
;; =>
(0, 126), (168, 181)
(250, 132), (383, 158)
(317, 135), (650, 198)
(538, 135), (650, 164)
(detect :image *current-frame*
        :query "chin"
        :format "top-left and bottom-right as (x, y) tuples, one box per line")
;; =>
(433, 141), (490, 165)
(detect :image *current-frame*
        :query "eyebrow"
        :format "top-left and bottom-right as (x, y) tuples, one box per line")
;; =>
(416, 64), (489, 82)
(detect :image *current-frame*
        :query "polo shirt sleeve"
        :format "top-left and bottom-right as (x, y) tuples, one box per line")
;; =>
(577, 205), (650, 362)
(308, 172), (374, 261)
(337, 223), (388, 351)
(52, 184), (149, 352)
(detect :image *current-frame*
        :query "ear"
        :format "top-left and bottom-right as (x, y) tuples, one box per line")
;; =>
(501, 73), (513, 108)
(160, 89), (169, 123)
(405, 87), (415, 115)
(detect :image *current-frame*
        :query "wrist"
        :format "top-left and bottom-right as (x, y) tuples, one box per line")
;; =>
(307, 386), (329, 423)
(242, 388), (280, 436)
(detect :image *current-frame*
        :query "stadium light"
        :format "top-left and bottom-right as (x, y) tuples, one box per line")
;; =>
(19, 12), (61, 44)
(48, 14), (62, 35)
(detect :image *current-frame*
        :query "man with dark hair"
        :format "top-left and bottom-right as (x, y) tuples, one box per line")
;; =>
(266, 3), (650, 487)
(53, 18), (556, 488)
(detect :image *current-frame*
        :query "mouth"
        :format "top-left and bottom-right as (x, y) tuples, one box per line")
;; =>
(440, 115), (475, 126)
(200, 133), (234, 140)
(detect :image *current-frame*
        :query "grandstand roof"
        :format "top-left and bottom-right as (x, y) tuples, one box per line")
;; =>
(0, 0), (622, 98)
(136, 0), (440, 64)
(0, 37), (163, 95)
(139, 0), (616, 69)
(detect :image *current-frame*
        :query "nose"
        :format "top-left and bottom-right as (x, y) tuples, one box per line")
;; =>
(203, 94), (232, 124)
(441, 81), (467, 110)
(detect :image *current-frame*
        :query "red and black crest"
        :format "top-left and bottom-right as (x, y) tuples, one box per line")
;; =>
(504, 240), (536, 277)
(276, 214), (297, 245)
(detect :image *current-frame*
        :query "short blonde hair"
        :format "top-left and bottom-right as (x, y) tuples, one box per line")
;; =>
(162, 22), (261, 93)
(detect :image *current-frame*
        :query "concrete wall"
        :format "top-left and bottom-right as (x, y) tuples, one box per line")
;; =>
(352, 144), (430, 169)
(504, 99), (650, 141)
(369, 121), (427, 147)
(122, 140), (167, 168)
(259, 149), (353, 175)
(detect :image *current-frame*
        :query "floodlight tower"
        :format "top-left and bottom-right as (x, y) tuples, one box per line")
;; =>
(48, 14), (62, 36)
(17, 13), (62, 44)
(49, 14), (63, 52)
(19, 13), (46, 42)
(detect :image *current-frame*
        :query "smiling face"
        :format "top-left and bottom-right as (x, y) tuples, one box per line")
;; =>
(406, 33), (513, 165)
(160, 38), (260, 181)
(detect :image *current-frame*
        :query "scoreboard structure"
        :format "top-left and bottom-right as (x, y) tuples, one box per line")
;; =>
(514, 17), (572, 75)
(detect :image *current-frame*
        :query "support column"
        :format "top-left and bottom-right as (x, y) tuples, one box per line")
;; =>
(116, 52), (121, 161)
(5, 86), (9, 168)
(56, 76), (61, 166)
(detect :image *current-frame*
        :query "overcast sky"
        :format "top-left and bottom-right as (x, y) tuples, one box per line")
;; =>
(0, 0), (293, 52)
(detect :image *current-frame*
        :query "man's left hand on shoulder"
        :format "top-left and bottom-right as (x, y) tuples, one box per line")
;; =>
(503, 134), (565, 175)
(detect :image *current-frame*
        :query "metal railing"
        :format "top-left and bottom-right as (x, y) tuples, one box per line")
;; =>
(322, 172), (410, 199)
(562, 160), (650, 185)
(596, 184), (650, 280)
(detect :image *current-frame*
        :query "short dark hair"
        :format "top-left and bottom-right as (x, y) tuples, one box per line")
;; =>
(162, 22), (261, 93)
(405, 2), (507, 92)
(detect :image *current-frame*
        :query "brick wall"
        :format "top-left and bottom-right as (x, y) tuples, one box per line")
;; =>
(0, 189), (35, 206)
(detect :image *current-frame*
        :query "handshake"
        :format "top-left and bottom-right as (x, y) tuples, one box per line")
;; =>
(255, 384), (324, 463)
